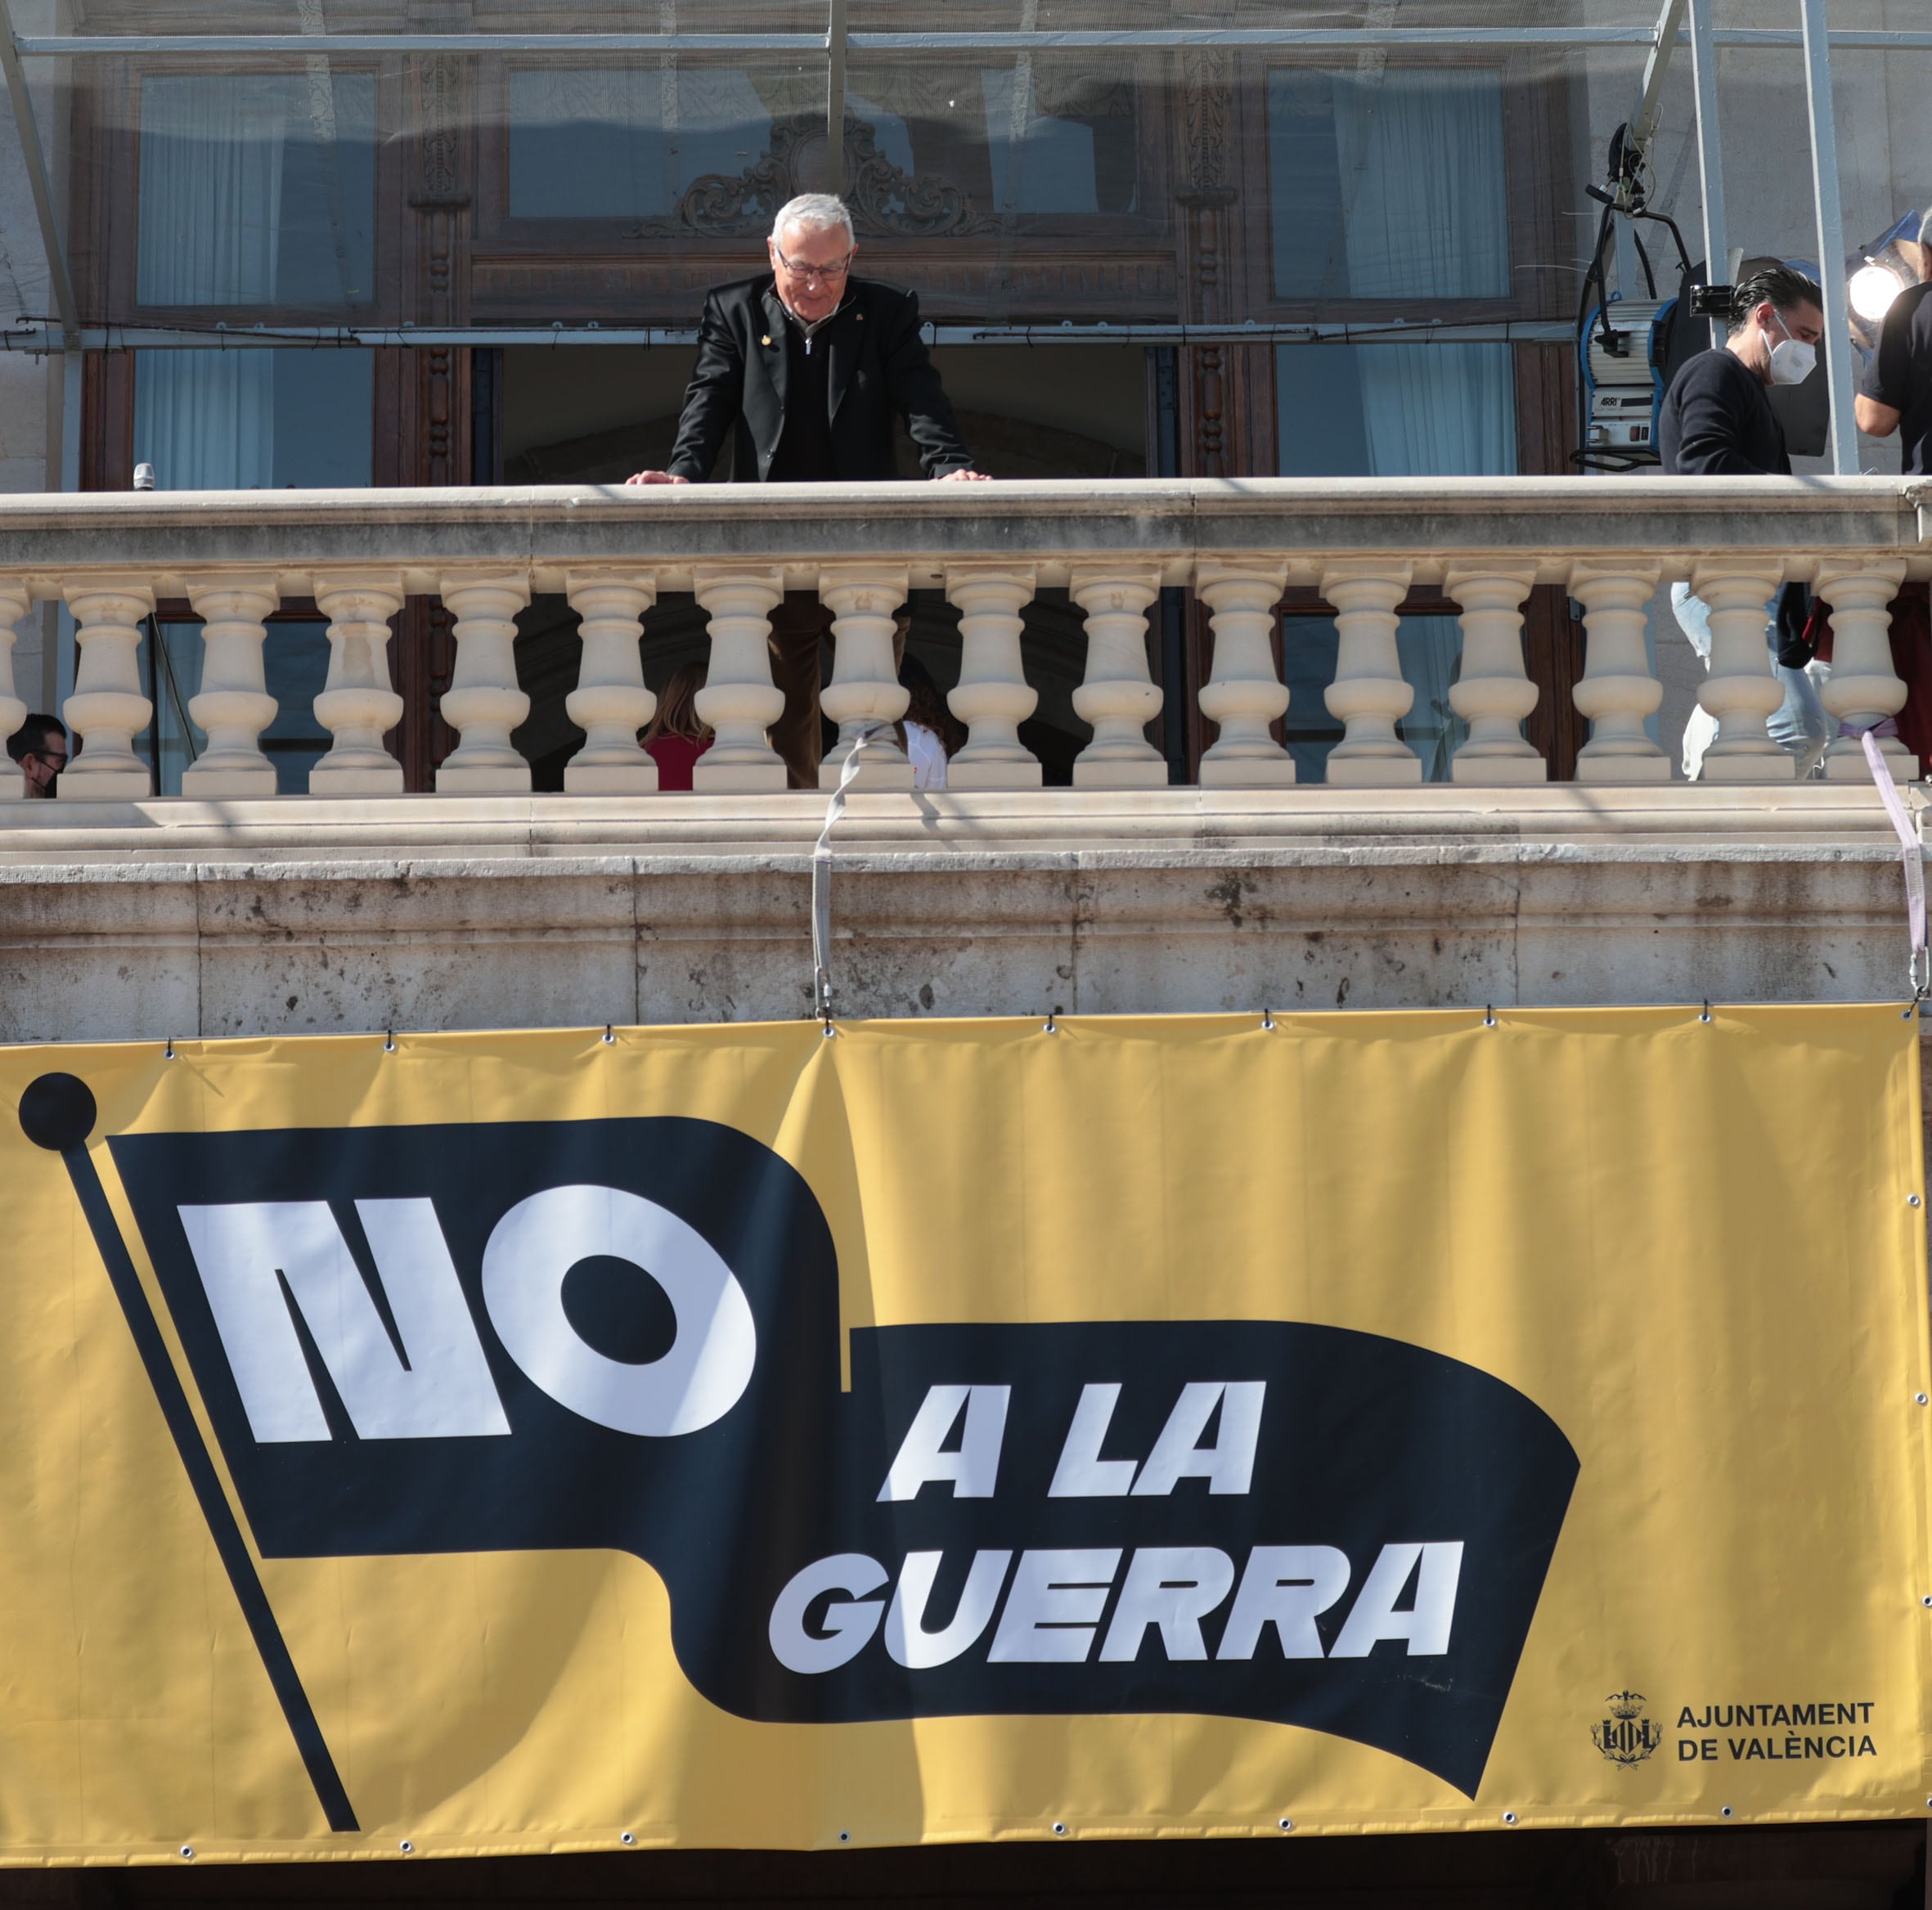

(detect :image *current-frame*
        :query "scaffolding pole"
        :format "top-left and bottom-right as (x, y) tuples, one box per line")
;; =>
(1800, 0), (1859, 474)
(825, 0), (847, 196)
(0, 0), (76, 345)
(1687, 0), (1729, 345)
(0, 320), (1577, 353)
(20, 25), (1932, 53)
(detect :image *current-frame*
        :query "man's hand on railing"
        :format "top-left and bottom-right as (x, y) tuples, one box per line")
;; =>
(625, 468), (988, 483)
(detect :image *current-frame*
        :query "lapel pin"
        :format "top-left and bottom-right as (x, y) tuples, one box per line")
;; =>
(761, 334), (772, 346)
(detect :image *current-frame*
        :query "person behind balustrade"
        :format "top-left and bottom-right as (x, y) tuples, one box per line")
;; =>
(1658, 263), (1830, 779)
(626, 192), (989, 789)
(1849, 206), (1932, 771)
(1854, 205), (1932, 470)
(640, 660), (712, 793)
(6, 713), (66, 798)
(895, 651), (964, 791)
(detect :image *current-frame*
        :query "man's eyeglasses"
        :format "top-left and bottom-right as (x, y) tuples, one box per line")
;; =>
(772, 246), (852, 285)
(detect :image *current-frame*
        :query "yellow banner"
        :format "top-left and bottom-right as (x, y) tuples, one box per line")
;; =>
(0, 1005), (1926, 1862)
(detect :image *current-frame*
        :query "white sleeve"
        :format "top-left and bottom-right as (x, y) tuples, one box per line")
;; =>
(905, 721), (948, 789)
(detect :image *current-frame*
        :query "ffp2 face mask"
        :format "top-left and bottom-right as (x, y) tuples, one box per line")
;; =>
(1766, 309), (1817, 385)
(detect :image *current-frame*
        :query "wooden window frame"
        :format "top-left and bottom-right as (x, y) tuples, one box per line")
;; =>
(461, 52), (1183, 326)
(1238, 50), (1575, 330)
(75, 53), (410, 330)
(72, 53), (403, 489)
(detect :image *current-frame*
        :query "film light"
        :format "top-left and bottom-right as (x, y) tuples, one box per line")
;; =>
(1849, 262), (1908, 325)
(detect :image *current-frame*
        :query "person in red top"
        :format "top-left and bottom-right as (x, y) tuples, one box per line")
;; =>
(641, 662), (713, 791)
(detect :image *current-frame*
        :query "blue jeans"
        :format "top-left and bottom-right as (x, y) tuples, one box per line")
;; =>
(1669, 582), (1829, 779)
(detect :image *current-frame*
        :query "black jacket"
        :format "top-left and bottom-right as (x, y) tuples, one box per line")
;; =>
(665, 275), (974, 483)
(1658, 347), (1790, 475)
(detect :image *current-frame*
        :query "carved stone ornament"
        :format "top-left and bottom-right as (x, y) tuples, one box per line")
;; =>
(629, 110), (996, 240)
(1180, 46), (1233, 197)
(416, 52), (464, 199)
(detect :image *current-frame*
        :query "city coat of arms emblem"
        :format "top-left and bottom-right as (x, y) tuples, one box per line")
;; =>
(1592, 1690), (1663, 1765)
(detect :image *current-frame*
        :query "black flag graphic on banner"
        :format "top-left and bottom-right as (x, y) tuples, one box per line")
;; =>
(30, 1081), (1578, 1819)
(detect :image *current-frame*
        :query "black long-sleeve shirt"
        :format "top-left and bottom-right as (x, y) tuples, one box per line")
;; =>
(1658, 347), (1790, 475)
(766, 320), (837, 482)
(1858, 279), (1932, 474)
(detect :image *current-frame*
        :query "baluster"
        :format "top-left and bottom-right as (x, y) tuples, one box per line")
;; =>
(1196, 560), (1293, 786)
(1691, 561), (1790, 781)
(436, 571), (532, 793)
(819, 566), (912, 789)
(0, 582), (29, 774)
(1813, 560), (1909, 780)
(60, 576), (155, 798)
(1569, 563), (1667, 782)
(1319, 561), (1418, 784)
(944, 565), (1040, 789)
(564, 570), (658, 794)
(1445, 566), (1543, 784)
(1068, 566), (1165, 788)
(182, 574), (280, 798)
(691, 567), (788, 793)
(310, 573), (405, 795)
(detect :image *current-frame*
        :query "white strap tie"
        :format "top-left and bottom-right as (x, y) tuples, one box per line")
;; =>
(811, 724), (892, 1022)
(1853, 726), (1927, 997)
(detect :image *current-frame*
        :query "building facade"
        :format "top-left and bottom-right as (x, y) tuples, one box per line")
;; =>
(1, 5), (1931, 1905)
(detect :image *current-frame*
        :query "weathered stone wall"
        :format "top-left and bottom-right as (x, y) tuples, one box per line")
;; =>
(0, 787), (1916, 1041)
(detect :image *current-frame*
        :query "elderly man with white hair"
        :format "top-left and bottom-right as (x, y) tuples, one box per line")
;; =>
(627, 192), (987, 785)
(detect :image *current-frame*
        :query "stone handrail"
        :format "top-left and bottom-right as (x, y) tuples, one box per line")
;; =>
(0, 475), (1925, 800)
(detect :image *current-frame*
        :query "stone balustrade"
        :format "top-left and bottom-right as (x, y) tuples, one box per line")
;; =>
(0, 474), (1923, 802)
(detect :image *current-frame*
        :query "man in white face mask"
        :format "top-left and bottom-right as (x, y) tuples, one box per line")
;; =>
(1660, 263), (1825, 472)
(1658, 264), (1829, 776)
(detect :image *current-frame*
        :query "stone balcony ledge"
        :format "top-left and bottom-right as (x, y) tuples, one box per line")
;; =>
(0, 783), (1918, 866)
(8, 474), (1930, 807)
(2, 478), (1925, 1034)
(0, 787), (1918, 1041)
(0, 475), (1925, 585)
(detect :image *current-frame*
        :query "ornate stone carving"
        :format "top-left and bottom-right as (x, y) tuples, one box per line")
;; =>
(416, 51), (463, 200)
(629, 110), (995, 240)
(1174, 47), (1245, 480)
(847, 122), (999, 239)
(1180, 47), (1233, 195)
